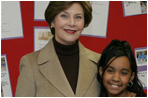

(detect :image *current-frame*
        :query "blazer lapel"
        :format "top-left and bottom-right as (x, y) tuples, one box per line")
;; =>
(37, 40), (75, 97)
(76, 42), (98, 97)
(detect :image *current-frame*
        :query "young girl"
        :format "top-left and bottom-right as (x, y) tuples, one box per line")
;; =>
(97, 39), (146, 97)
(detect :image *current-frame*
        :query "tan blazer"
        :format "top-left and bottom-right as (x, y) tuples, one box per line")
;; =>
(15, 39), (101, 97)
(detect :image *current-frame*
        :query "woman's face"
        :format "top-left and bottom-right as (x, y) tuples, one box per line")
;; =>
(51, 3), (85, 45)
(99, 56), (135, 97)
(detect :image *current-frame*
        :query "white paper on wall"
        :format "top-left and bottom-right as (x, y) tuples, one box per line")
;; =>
(1, 1), (23, 40)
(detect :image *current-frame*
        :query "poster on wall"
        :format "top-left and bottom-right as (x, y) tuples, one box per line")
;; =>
(1, 1), (23, 40)
(138, 71), (147, 89)
(34, 27), (53, 51)
(135, 47), (147, 89)
(34, 1), (109, 38)
(123, 1), (147, 16)
(1, 55), (13, 97)
(34, 1), (49, 21)
(82, 1), (109, 38)
(135, 47), (147, 67)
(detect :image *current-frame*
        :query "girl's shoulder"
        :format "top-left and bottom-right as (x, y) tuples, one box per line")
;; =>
(131, 92), (136, 97)
(133, 92), (147, 97)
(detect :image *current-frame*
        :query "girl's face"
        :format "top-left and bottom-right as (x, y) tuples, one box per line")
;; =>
(51, 3), (84, 45)
(99, 56), (135, 97)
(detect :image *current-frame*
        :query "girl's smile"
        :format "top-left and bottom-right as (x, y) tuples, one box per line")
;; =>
(99, 56), (135, 97)
(109, 83), (122, 89)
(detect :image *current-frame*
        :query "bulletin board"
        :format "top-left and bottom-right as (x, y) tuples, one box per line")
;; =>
(1, 1), (147, 97)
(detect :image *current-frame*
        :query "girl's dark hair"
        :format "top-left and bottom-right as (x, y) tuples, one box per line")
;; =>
(45, 1), (92, 35)
(97, 39), (146, 97)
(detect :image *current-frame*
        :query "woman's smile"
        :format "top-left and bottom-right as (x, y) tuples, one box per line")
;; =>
(64, 29), (77, 34)
(51, 3), (84, 45)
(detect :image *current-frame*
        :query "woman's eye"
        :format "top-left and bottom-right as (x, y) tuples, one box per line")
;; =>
(61, 14), (67, 18)
(76, 16), (82, 19)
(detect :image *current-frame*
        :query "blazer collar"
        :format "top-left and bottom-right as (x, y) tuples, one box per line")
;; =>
(37, 39), (99, 64)
(37, 39), (98, 97)
(37, 39), (75, 96)
(37, 39), (55, 64)
(75, 42), (98, 96)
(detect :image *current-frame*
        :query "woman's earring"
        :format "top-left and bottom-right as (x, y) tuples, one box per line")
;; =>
(128, 81), (133, 87)
(51, 25), (54, 28)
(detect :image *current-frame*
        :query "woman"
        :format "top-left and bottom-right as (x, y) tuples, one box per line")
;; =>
(97, 39), (146, 97)
(15, 1), (101, 97)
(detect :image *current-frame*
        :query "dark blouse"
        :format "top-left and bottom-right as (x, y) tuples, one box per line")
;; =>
(53, 37), (79, 94)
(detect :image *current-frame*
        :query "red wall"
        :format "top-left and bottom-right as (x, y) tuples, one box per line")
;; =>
(1, 1), (147, 96)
